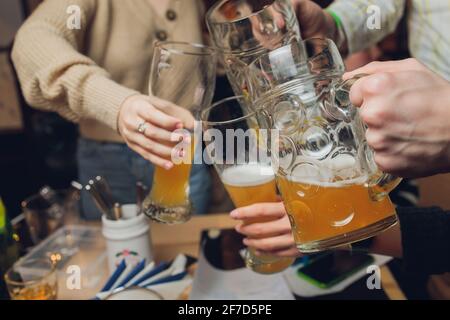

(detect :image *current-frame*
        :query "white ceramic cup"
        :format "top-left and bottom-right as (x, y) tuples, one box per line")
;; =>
(102, 204), (153, 273)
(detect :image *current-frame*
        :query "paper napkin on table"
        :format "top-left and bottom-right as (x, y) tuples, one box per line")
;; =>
(95, 254), (192, 300)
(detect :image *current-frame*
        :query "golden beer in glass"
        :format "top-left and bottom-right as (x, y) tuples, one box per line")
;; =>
(144, 41), (217, 224)
(5, 258), (58, 300)
(248, 38), (400, 252)
(150, 163), (192, 210)
(222, 164), (295, 274)
(222, 165), (278, 207)
(277, 175), (395, 248)
(144, 137), (195, 224)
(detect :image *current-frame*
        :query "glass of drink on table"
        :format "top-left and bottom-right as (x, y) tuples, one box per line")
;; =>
(143, 41), (217, 224)
(201, 96), (295, 274)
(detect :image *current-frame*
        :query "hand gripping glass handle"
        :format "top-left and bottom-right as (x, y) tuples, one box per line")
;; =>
(335, 74), (402, 201)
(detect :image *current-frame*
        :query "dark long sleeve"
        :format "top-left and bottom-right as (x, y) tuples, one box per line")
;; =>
(397, 206), (450, 274)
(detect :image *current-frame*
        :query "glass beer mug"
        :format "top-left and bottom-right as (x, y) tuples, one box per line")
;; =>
(248, 38), (401, 252)
(143, 42), (217, 224)
(201, 96), (295, 273)
(206, 0), (301, 98)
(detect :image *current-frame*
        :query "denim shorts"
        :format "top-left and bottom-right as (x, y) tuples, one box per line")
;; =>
(77, 138), (211, 220)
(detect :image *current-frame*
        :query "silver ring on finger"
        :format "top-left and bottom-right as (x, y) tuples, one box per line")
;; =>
(137, 121), (148, 134)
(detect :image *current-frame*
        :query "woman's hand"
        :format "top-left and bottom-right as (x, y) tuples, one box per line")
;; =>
(291, 0), (338, 41)
(345, 58), (450, 178)
(118, 94), (191, 169)
(230, 202), (301, 258)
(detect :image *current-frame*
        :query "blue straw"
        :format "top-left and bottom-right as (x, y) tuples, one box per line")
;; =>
(101, 259), (127, 292)
(131, 261), (170, 287)
(116, 259), (146, 288)
(145, 271), (187, 287)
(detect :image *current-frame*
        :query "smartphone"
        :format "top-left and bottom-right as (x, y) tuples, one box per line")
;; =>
(297, 251), (375, 289)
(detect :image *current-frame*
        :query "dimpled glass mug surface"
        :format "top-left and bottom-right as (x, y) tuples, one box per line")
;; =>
(248, 38), (402, 253)
(206, 0), (301, 99)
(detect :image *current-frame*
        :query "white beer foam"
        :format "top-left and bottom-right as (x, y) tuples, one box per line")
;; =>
(284, 154), (367, 187)
(282, 175), (367, 188)
(221, 164), (275, 187)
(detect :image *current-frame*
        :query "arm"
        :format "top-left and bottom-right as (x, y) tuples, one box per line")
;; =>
(292, 0), (405, 56)
(345, 58), (450, 178)
(233, 202), (450, 274)
(371, 207), (450, 274)
(327, 0), (406, 54)
(12, 0), (188, 168)
(362, 222), (402, 258)
(11, 0), (137, 131)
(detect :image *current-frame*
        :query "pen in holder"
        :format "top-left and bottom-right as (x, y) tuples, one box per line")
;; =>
(102, 204), (153, 273)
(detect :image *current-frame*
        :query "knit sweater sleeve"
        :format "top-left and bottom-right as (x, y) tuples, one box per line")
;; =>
(397, 206), (450, 274)
(11, 0), (138, 132)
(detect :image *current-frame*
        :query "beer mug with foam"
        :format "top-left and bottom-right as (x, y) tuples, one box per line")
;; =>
(201, 96), (295, 274)
(248, 38), (402, 253)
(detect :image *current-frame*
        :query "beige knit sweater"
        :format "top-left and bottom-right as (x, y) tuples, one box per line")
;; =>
(12, 0), (204, 142)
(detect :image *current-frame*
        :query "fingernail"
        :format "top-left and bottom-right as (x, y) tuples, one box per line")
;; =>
(243, 238), (249, 245)
(175, 135), (184, 142)
(176, 122), (183, 129)
(230, 209), (239, 218)
(183, 135), (191, 143)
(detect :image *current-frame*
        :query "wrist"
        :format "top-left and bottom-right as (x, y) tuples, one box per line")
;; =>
(324, 9), (348, 56)
(323, 9), (338, 41)
(117, 93), (140, 136)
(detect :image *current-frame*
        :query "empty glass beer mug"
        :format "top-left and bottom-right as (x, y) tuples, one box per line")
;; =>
(206, 0), (301, 98)
(248, 38), (402, 252)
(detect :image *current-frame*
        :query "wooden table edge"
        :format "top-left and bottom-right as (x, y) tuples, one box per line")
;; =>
(43, 213), (406, 300)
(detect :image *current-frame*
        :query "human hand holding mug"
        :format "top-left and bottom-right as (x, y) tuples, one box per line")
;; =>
(231, 202), (302, 258)
(345, 58), (450, 178)
(118, 94), (191, 170)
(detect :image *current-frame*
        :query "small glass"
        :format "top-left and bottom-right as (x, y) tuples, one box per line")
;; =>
(143, 41), (217, 224)
(201, 96), (295, 274)
(206, 0), (302, 98)
(22, 189), (80, 245)
(5, 258), (57, 300)
(248, 38), (401, 253)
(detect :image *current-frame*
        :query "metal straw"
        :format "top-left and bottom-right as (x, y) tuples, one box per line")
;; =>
(136, 182), (148, 215)
(85, 182), (115, 220)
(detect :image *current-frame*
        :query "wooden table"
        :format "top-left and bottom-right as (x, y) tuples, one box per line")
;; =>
(60, 213), (405, 300)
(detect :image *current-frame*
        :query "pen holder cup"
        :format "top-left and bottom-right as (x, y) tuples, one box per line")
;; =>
(102, 205), (153, 274)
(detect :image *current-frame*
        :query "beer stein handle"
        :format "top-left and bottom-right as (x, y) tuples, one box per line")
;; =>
(335, 74), (402, 201)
